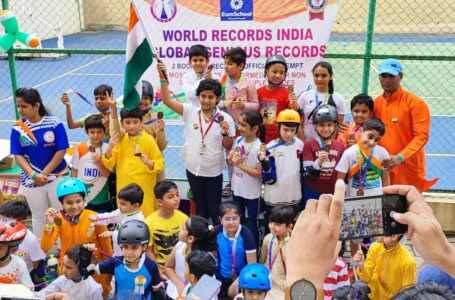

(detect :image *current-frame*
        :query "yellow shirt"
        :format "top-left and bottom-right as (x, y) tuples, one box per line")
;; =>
(145, 210), (188, 267)
(356, 242), (416, 300)
(102, 130), (164, 217)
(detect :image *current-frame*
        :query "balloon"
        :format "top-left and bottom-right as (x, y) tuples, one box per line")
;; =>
(0, 10), (40, 53)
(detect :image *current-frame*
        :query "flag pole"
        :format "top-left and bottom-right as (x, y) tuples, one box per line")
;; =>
(130, 0), (169, 82)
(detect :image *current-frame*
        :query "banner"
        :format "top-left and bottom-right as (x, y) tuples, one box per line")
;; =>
(136, 0), (340, 98)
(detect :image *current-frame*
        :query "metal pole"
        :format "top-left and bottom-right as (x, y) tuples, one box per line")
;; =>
(361, 0), (377, 94)
(2, 0), (20, 119)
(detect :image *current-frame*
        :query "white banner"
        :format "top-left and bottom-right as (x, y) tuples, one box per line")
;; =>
(137, 0), (340, 97)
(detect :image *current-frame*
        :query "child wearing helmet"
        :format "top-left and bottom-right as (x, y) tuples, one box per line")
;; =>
(41, 177), (113, 298)
(234, 263), (271, 300)
(259, 109), (304, 223)
(86, 220), (162, 300)
(0, 218), (34, 289)
(257, 55), (297, 143)
(302, 104), (344, 204)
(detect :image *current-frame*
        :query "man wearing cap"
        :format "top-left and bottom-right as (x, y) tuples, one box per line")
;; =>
(373, 58), (437, 192)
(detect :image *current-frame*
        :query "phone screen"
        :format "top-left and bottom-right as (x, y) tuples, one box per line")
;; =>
(185, 274), (221, 300)
(340, 194), (407, 240)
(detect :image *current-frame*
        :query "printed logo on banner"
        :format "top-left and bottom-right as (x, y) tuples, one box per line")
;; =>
(220, 0), (253, 21)
(307, 0), (328, 20)
(150, 0), (177, 23)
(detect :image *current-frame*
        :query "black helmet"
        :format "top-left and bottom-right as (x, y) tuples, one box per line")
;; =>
(142, 80), (154, 98)
(117, 220), (150, 245)
(265, 55), (288, 72)
(313, 104), (338, 124)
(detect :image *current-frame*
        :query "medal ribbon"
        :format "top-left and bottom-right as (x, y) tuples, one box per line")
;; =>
(128, 132), (142, 153)
(268, 236), (287, 275)
(198, 111), (219, 143)
(226, 235), (238, 278)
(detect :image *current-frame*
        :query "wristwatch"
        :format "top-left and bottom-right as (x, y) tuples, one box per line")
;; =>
(285, 278), (318, 300)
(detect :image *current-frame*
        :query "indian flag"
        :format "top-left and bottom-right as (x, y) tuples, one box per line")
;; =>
(123, 0), (155, 110)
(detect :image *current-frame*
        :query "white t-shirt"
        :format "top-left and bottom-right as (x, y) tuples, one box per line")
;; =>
(71, 141), (109, 204)
(335, 144), (389, 197)
(0, 254), (33, 288)
(94, 209), (145, 256)
(263, 138), (304, 205)
(297, 89), (346, 141)
(231, 137), (262, 199)
(182, 71), (220, 108)
(14, 230), (46, 272)
(36, 274), (103, 300)
(166, 241), (188, 299)
(181, 104), (236, 177)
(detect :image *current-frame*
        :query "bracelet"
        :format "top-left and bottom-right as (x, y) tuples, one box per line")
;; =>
(397, 153), (405, 162)
(160, 79), (167, 83)
(45, 223), (54, 230)
(31, 172), (38, 180)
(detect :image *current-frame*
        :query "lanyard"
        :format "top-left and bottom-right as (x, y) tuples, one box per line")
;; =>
(268, 236), (286, 274)
(128, 132), (142, 153)
(198, 111), (219, 144)
(226, 235), (238, 278)
(237, 137), (257, 157)
(228, 75), (240, 100)
(350, 123), (362, 135)
(357, 147), (374, 190)
(315, 91), (327, 108)
(266, 140), (286, 152)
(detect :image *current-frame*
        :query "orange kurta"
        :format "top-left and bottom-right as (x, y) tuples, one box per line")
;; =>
(41, 209), (113, 298)
(374, 88), (436, 192)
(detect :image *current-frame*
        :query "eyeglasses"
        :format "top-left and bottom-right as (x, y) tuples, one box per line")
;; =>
(222, 216), (240, 223)
(380, 73), (397, 78)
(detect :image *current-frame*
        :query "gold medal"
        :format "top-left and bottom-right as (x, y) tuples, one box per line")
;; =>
(287, 84), (294, 94)
(357, 189), (364, 196)
(87, 223), (95, 238)
(260, 143), (267, 153)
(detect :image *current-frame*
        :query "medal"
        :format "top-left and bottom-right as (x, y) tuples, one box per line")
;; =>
(348, 133), (355, 143)
(287, 84), (294, 94)
(217, 115), (224, 123)
(357, 189), (364, 196)
(54, 216), (62, 227)
(323, 144), (331, 152)
(134, 152), (142, 157)
(260, 143), (267, 153)
(88, 145), (96, 153)
(87, 222), (95, 238)
(157, 111), (164, 120)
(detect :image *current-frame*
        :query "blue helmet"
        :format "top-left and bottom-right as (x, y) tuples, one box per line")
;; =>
(239, 263), (271, 291)
(56, 178), (86, 202)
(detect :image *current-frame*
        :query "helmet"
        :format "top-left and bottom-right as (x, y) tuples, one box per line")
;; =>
(313, 104), (338, 124)
(0, 217), (27, 247)
(142, 80), (154, 98)
(277, 109), (300, 125)
(56, 178), (86, 202)
(118, 220), (150, 245)
(239, 263), (271, 291)
(265, 55), (288, 72)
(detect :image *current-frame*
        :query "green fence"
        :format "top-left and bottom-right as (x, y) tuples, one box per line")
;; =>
(1, 0), (454, 190)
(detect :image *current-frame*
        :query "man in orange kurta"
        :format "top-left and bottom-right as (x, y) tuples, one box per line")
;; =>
(373, 58), (437, 192)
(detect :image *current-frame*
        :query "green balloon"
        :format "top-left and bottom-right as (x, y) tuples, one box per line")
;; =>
(0, 33), (15, 53)
(1, 13), (18, 34)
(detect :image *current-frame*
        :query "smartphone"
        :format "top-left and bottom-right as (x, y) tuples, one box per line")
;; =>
(340, 194), (408, 240)
(185, 274), (222, 300)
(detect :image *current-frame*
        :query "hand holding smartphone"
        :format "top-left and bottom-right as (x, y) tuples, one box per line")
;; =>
(184, 274), (221, 300)
(340, 194), (408, 240)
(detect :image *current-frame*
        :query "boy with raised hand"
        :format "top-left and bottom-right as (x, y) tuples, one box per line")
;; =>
(183, 44), (218, 108)
(145, 181), (187, 274)
(102, 107), (164, 217)
(354, 234), (416, 299)
(336, 118), (390, 197)
(71, 114), (112, 212)
(61, 84), (119, 139)
(337, 94), (374, 149)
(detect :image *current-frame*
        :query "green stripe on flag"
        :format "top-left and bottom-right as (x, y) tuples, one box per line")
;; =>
(123, 39), (154, 110)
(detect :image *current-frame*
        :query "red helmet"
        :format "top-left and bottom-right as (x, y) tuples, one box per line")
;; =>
(0, 217), (27, 247)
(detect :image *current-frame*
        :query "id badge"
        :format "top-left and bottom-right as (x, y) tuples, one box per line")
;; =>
(199, 143), (207, 155)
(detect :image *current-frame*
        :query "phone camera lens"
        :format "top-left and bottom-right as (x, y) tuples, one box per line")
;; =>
(391, 221), (397, 228)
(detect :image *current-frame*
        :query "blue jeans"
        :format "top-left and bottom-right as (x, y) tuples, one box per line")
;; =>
(233, 194), (260, 249)
(186, 170), (222, 225)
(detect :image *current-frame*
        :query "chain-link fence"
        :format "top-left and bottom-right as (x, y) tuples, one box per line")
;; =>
(1, 0), (454, 190)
